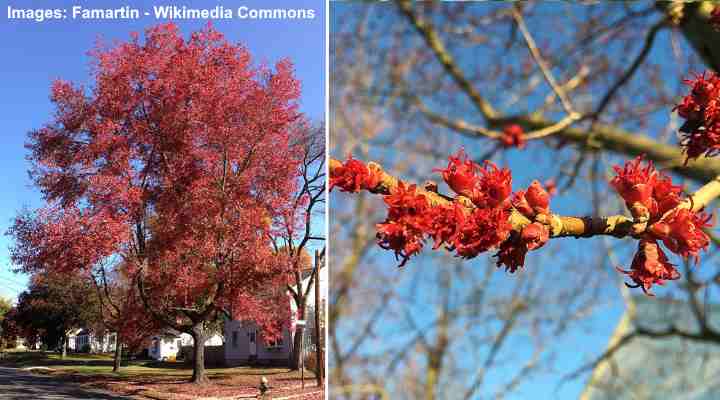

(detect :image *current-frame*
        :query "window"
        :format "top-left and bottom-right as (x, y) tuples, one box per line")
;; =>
(266, 336), (283, 349)
(232, 331), (238, 348)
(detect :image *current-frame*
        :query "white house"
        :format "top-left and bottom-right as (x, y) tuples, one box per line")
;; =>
(66, 328), (83, 351)
(224, 264), (327, 366)
(147, 329), (223, 361)
(74, 329), (116, 353)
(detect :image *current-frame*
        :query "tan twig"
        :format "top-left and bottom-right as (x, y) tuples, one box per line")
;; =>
(414, 97), (502, 139)
(511, 7), (577, 116)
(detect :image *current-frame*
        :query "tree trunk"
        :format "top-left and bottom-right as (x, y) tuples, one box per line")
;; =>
(113, 335), (122, 373)
(291, 302), (306, 370)
(190, 323), (208, 384)
(61, 334), (67, 359)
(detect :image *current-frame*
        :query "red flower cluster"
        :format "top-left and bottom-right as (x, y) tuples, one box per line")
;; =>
(674, 71), (720, 162)
(434, 149), (512, 208)
(376, 182), (432, 267)
(500, 124), (526, 149)
(611, 156), (712, 294)
(329, 156), (383, 193)
(495, 179), (554, 271)
(617, 240), (680, 294)
(374, 150), (517, 267)
(371, 150), (555, 271)
(610, 155), (682, 220)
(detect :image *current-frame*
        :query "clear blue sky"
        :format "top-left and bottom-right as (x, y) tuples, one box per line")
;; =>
(0, 0), (326, 301)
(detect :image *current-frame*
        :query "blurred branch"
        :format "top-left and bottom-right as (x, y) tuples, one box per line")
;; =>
(512, 6), (578, 116)
(658, 1), (720, 72)
(396, 0), (498, 120)
(591, 18), (667, 118)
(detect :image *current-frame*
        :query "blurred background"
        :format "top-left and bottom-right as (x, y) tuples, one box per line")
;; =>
(329, 1), (720, 399)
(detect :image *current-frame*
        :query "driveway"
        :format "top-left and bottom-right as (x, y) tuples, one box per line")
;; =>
(0, 366), (133, 399)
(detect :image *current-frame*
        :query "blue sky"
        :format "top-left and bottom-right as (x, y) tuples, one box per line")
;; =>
(0, 0), (326, 301)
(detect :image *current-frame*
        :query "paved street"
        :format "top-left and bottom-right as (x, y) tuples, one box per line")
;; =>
(0, 366), (133, 400)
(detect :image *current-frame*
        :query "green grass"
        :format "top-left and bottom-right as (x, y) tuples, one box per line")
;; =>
(0, 351), (309, 380)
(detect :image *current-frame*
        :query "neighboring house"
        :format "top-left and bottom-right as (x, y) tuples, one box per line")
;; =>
(74, 329), (116, 353)
(14, 337), (40, 350)
(66, 328), (83, 351)
(225, 319), (293, 366)
(225, 263), (327, 366)
(581, 296), (720, 400)
(147, 329), (223, 361)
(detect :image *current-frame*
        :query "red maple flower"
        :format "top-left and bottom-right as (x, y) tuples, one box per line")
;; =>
(511, 190), (535, 219)
(436, 151), (512, 208)
(450, 207), (512, 259)
(610, 155), (686, 224)
(494, 233), (528, 273)
(521, 222), (549, 250)
(610, 156), (658, 217)
(652, 173), (683, 216)
(435, 149), (479, 198)
(330, 156), (383, 193)
(425, 203), (462, 250)
(376, 182), (431, 267)
(617, 240), (680, 295)
(500, 124), (526, 149)
(674, 71), (720, 162)
(474, 161), (513, 208)
(525, 180), (550, 215)
(376, 222), (425, 268)
(655, 208), (712, 263)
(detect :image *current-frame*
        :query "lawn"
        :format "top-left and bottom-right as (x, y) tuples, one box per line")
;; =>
(0, 351), (324, 399)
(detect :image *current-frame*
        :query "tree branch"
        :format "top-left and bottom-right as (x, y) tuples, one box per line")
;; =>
(330, 157), (720, 241)
(396, 0), (498, 120)
(511, 6), (577, 116)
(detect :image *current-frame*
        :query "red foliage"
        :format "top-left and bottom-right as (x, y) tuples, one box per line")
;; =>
(500, 124), (526, 149)
(617, 240), (680, 296)
(330, 156), (382, 193)
(674, 71), (720, 162)
(12, 23), (305, 367)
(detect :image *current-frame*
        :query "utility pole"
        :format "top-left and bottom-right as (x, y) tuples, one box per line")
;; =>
(314, 249), (324, 387)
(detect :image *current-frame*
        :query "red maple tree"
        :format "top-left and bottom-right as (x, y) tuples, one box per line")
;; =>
(9, 23), (306, 383)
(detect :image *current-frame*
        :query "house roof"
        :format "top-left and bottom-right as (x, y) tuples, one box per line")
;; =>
(77, 328), (92, 336)
(580, 296), (720, 400)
